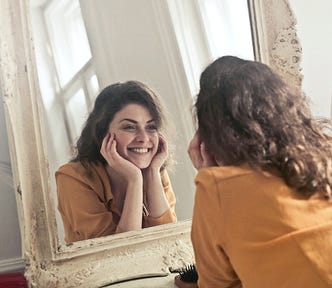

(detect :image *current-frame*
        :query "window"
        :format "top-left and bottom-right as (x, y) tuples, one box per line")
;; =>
(45, 0), (92, 86)
(168, 0), (254, 95)
(34, 0), (100, 144)
(198, 0), (254, 60)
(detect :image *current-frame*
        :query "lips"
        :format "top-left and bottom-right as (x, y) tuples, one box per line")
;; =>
(128, 148), (152, 153)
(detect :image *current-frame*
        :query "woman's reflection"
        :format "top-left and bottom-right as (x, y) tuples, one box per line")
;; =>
(55, 81), (177, 243)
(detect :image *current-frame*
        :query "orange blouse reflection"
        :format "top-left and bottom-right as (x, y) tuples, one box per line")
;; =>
(56, 81), (176, 243)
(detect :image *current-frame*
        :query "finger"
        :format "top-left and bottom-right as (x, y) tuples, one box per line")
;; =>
(188, 143), (203, 169)
(193, 131), (201, 145)
(158, 134), (168, 154)
(200, 142), (216, 167)
(102, 132), (110, 147)
(106, 133), (114, 152)
(188, 132), (200, 154)
(200, 142), (209, 161)
(110, 138), (117, 155)
(100, 133), (111, 155)
(188, 132), (200, 153)
(191, 152), (203, 169)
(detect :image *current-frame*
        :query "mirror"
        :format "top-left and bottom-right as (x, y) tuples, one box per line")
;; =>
(0, 0), (302, 286)
(29, 0), (256, 244)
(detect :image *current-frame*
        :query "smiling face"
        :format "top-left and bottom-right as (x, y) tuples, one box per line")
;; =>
(108, 103), (159, 169)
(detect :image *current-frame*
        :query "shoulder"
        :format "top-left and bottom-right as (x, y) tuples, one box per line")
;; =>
(194, 165), (279, 198)
(55, 161), (107, 184)
(195, 165), (254, 186)
(195, 165), (286, 201)
(56, 161), (84, 174)
(56, 161), (87, 177)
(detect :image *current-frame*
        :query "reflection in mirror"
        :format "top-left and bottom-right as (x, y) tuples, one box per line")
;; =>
(56, 81), (178, 243)
(29, 0), (254, 243)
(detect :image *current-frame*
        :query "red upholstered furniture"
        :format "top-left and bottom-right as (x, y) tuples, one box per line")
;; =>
(0, 272), (28, 288)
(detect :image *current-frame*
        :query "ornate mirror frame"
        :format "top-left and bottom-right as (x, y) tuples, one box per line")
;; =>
(0, 0), (302, 287)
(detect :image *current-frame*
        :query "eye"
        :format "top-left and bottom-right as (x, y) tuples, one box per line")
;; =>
(122, 125), (136, 131)
(146, 124), (157, 132)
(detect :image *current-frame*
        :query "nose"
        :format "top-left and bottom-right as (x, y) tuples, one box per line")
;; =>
(135, 129), (149, 143)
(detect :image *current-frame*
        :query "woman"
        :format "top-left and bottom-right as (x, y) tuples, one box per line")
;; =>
(188, 56), (332, 287)
(56, 81), (176, 243)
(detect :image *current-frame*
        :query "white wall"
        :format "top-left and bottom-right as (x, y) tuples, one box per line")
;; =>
(289, 0), (332, 118)
(1, 0), (332, 273)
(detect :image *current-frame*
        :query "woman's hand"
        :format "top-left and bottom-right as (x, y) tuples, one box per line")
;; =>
(142, 134), (170, 217)
(148, 134), (168, 171)
(188, 131), (217, 169)
(101, 133), (144, 232)
(100, 133), (142, 181)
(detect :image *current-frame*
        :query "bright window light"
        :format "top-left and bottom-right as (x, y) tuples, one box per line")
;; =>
(199, 0), (254, 60)
(45, 0), (92, 86)
(88, 74), (100, 100)
(66, 88), (88, 140)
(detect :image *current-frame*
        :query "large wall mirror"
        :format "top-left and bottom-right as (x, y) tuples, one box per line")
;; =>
(28, 0), (255, 244)
(0, 0), (302, 286)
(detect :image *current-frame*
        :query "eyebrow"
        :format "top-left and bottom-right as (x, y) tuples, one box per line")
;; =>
(119, 118), (155, 124)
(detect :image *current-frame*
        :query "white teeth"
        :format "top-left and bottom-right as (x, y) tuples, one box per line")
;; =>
(130, 148), (149, 153)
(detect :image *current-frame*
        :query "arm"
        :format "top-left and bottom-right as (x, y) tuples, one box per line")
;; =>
(116, 177), (143, 233)
(191, 170), (242, 288)
(101, 133), (143, 233)
(56, 167), (117, 242)
(142, 135), (172, 218)
(143, 169), (177, 227)
(142, 168), (170, 218)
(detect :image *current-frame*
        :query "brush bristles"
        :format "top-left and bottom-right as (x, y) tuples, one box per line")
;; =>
(179, 264), (198, 283)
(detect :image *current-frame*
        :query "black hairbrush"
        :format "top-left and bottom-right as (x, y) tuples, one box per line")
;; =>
(174, 264), (198, 288)
(178, 264), (198, 283)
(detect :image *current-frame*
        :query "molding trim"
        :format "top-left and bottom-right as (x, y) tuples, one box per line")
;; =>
(0, 257), (25, 273)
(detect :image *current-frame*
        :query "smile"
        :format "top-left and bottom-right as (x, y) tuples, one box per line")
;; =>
(128, 148), (152, 153)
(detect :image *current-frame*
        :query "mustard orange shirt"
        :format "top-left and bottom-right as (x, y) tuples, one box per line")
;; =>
(56, 161), (176, 243)
(191, 165), (332, 288)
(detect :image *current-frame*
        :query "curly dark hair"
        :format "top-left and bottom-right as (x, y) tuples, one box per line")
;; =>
(195, 56), (332, 199)
(72, 80), (172, 169)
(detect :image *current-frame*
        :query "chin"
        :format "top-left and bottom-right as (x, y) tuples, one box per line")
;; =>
(131, 160), (152, 170)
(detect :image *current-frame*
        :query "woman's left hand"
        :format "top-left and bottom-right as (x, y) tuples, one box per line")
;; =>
(148, 134), (168, 171)
(142, 134), (170, 218)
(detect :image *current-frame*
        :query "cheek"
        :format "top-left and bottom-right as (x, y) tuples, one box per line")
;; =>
(113, 132), (130, 151)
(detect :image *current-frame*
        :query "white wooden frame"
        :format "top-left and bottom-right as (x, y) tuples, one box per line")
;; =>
(0, 0), (302, 287)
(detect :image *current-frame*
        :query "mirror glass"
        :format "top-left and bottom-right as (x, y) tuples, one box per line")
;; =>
(29, 0), (254, 244)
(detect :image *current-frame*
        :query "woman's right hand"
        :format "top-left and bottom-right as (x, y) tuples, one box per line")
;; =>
(188, 131), (217, 169)
(101, 133), (144, 232)
(100, 133), (142, 181)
